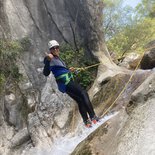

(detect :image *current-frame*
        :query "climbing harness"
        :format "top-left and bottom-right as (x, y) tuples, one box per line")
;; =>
(56, 72), (74, 85)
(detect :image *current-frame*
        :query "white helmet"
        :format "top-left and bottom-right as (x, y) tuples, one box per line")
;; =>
(48, 40), (59, 49)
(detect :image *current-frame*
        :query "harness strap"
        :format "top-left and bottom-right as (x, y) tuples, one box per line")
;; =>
(56, 72), (73, 85)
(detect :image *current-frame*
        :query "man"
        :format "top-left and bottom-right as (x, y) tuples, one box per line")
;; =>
(43, 40), (99, 127)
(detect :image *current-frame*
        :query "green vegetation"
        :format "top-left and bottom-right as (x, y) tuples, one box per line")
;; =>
(60, 44), (98, 89)
(103, 0), (155, 59)
(0, 38), (32, 120)
(0, 38), (29, 93)
(20, 37), (31, 51)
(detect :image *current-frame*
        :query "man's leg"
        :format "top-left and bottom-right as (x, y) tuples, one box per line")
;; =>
(66, 81), (96, 119)
(66, 82), (89, 122)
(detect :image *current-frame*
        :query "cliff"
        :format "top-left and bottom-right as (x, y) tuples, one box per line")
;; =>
(0, 0), (155, 155)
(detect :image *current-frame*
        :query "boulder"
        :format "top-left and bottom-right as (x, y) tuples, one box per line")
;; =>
(140, 48), (155, 69)
(119, 52), (141, 69)
(114, 72), (155, 155)
(9, 128), (30, 149)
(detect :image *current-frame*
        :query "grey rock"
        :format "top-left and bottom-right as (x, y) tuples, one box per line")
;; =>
(131, 72), (155, 103)
(119, 52), (141, 69)
(113, 72), (155, 155)
(141, 47), (155, 69)
(71, 71), (155, 155)
(9, 128), (31, 149)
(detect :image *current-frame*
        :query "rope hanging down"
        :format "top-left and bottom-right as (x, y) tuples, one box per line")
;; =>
(72, 48), (147, 119)
(71, 45), (152, 130)
(100, 49), (147, 118)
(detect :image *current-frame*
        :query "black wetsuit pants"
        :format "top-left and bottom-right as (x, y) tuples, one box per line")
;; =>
(66, 81), (96, 122)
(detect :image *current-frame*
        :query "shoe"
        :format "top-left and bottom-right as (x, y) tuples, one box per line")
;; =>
(91, 116), (100, 124)
(84, 119), (92, 128)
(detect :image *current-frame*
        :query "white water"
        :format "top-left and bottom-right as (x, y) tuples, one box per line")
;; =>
(23, 112), (118, 155)
(49, 112), (118, 155)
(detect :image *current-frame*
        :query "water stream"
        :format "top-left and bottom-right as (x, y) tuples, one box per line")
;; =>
(22, 112), (118, 155)
(50, 112), (118, 155)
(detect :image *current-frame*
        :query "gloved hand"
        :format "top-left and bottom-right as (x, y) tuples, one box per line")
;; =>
(69, 67), (75, 72)
(45, 52), (53, 61)
(74, 67), (85, 74)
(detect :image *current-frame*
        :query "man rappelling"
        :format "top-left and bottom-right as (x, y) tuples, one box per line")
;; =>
(43, 40), (99, 128)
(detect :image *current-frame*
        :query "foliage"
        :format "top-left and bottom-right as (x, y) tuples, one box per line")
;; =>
(103, 0), (134, 40)
(0, 39), (24, 93)
(20, 37), (31, 51)
(60, 44), (97, 89)
(136, 0), (155, 18)
(107, 18), (155, 57)
(103, 0), (155, 58)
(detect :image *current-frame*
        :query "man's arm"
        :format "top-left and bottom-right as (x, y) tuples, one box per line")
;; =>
(43, 57), (50, 76)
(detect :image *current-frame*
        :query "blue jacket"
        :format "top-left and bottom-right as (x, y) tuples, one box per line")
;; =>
(43, 56), (71, 93)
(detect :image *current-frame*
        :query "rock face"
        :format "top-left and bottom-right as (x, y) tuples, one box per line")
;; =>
(141, 48), (155, 69)
(0, 0), (104, 155)
(119, 52), (141, 69)
(141, 40), (155, 69)
(1, 0), (155, 155)
(1, 0), (103, 53)
(114, 72), (155, 155)
(1, 0), (104, 89)
(72, 71), (155, 155)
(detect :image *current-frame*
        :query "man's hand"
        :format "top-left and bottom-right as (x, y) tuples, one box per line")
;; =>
(45, 52), (53, 61)
(69, 67), (75, 72)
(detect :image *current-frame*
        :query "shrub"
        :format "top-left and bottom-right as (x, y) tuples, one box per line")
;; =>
(0, 38), (30, 93)
(60, 44), (98, 89)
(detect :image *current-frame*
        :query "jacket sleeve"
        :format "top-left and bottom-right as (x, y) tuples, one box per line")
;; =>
(43, 57), (50, 76)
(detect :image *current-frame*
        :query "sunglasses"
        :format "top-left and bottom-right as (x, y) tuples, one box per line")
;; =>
(50, 46), (59, 50)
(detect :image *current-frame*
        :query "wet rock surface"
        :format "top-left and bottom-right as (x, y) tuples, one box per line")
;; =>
(114, 72), (155, 155)
(72, 71), (155, 155)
